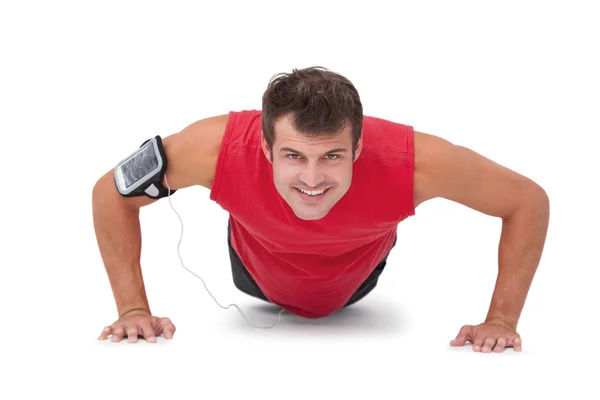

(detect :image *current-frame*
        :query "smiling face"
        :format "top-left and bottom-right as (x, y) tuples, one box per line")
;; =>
(261, 114), (363, 220)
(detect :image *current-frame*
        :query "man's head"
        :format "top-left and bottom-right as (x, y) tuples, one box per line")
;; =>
(260, 66), (363, 221)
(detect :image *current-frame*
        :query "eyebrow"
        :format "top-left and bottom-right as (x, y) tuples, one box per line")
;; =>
(279, 147), (348, 157)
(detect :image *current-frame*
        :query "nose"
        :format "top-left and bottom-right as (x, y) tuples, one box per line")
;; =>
(299, 163), (325, 189)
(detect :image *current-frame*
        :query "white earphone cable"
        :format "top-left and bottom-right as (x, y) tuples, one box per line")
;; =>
(163, 174), (286, 329)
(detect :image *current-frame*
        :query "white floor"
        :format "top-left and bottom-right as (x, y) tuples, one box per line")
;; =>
(2, 1), (599, 399)
(4, 190), (598, 399)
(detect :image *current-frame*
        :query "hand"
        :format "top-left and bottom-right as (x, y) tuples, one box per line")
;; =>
(97, 309), (176, 343)
(450, 319), (522, 353)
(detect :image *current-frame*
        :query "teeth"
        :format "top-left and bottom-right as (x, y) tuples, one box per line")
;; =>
(299, 188), (325, 196)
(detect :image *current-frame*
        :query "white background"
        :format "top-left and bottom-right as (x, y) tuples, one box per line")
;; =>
(1, 0), (598, 399)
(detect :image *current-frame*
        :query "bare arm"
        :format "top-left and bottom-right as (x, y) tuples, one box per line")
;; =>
(413, 131), (550, 330)
(92, 175), (153, 318)
(485, 189), (549, 329)
(92, 113), (229, 319)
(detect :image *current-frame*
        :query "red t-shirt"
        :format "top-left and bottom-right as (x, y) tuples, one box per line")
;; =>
(209, 109), (415, 318)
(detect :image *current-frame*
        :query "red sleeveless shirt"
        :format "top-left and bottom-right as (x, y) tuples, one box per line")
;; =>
(209, 109), (415, 318)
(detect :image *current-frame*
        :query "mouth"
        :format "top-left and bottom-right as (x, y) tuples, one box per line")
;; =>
(294, 187), (331, 203)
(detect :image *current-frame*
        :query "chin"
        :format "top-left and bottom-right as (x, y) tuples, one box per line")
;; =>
(294, 212), (327, 221)
(292, 203), (333, 220)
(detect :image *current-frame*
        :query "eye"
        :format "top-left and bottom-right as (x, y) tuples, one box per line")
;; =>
(285, 154), (340, 160)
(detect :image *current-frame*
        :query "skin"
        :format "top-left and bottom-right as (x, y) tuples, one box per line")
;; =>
(94, 111), (549, 352)
(259, 114), (363, 221)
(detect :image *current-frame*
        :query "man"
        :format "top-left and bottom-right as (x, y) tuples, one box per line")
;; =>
(93, 66), (549, 353)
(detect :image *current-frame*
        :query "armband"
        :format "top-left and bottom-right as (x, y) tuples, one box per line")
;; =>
(113, 135), (177, 199)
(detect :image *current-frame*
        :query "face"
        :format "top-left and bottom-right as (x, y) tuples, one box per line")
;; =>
(261, 114), (362, 221)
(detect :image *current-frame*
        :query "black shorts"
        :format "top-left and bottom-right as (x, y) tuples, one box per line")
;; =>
(227, 218), (398, 308)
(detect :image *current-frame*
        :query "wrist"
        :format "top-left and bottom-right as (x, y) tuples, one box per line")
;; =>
(119, 307), (151, 319)
(485, 315), (517, 331)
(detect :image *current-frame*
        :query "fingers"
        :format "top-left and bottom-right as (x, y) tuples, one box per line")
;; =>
(163, 324), (175, 340)
(503, 334), (522, 351)
(512, 337), (523, 352)
(450, 336), (467, 346)
(157, 317), (176, 340)
(98, 326), (112, 340)
(111, 326), (125, 342)
(450, 325), (472, 346)
(127, 326), (140, 343)
(450, 323), (523, 353)
(139, 321), (157, 343)
(493, 337), (507, 353)
(99, 325), (142, 343)
(473, 336), (486, 352)
(104, 325), (144, 343)
(481, 337), (497, 353)
(99, 316), (177, 343)
(474, 334), (522, 353)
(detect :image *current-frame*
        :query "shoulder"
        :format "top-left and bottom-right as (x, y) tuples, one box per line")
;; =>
(94, 113), (233, 212)
(161, 113), (231, 190)
(413, 130), (451, 207)
(412, 129), (546, 217)
(413, 129), (483, 208)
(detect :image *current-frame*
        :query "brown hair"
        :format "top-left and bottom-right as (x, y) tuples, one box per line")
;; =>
(261, 66), (363, 161)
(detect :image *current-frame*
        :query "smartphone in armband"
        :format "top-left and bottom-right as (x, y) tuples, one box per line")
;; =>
(113, 135), (176, 199)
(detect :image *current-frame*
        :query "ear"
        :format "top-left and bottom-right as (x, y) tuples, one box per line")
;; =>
(260, 130), (273, 163)
(353, 134), (363, 162)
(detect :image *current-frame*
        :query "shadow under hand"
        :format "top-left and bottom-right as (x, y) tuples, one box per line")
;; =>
(227, 295), (407, 337)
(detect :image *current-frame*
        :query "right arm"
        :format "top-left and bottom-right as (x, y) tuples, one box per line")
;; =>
(92, 113), (229, 321)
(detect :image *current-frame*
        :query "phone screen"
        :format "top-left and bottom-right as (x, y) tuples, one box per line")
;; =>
(120, 142), (159, 188)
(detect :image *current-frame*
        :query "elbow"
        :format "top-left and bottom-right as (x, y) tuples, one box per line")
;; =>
(536, 186), (550, 221)
(504, 183), (549, 223)
(530, 184), (549, 210)
(92, 175), (108, 213)
(92, 171), (112, 199)
(522, 178), (549, 208)
(92, 170), (121, 212)
(518, 183), (550, 222)
(92, 169), (159, 211)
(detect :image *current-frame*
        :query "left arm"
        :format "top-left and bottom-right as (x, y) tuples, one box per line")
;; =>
(485, 186), (549, 330)
(414, 131), (550, 330)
